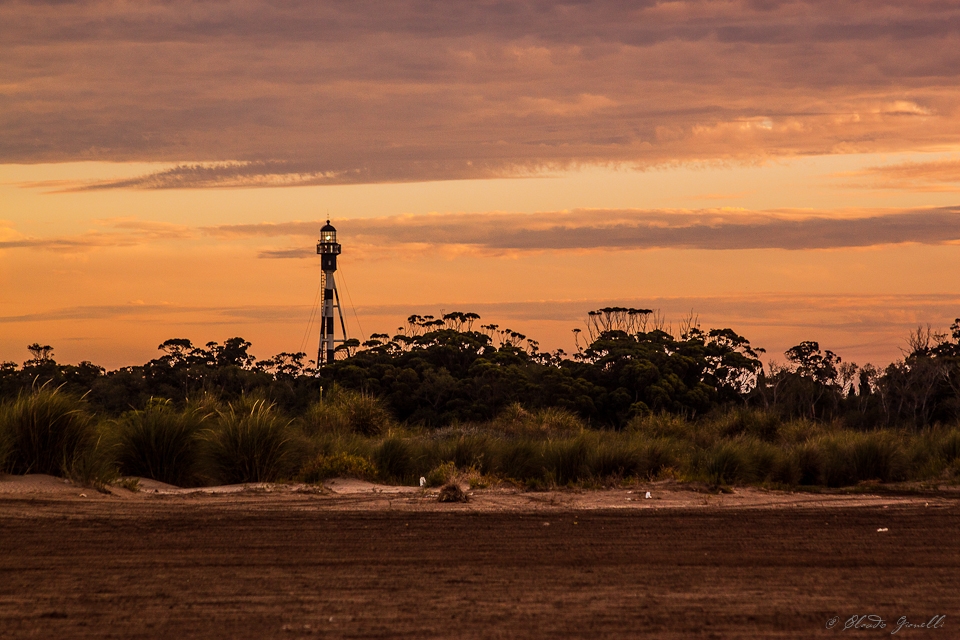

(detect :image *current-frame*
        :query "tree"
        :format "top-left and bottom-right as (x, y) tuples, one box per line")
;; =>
(25, 343), (55, 367)
(784, 341), (840, 385)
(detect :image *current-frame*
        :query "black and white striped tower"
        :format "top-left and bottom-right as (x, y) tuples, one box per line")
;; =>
(316, 220), (347, 365)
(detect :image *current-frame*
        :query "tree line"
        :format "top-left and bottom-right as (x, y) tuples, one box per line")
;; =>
(3, 308), (959, 430)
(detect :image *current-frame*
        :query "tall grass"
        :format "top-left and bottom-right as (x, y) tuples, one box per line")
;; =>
(374, 437), (418, 483)
(66, 427), (118, 491)
(302, 388), (393, 436)
(0, 385), (97, 477)
(544, 437), (590, 485)
(3, 395), (956, 490)
(818, 431), (907, 486)
(291, 417), (960, 490)
(0, 411), (11, 472)
(204, 399), (296, 484)
(493, 438), (541, 482)
(494, 403), (583, 436)
(114, 399), (210, 487)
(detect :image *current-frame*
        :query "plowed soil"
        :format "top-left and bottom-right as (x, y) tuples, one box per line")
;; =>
(1, 488), (958, 639)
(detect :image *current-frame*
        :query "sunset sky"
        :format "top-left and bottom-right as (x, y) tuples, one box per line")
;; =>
(2, 0), (960, 369)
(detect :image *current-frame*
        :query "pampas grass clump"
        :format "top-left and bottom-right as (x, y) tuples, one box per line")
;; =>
(204, 399), (295, 484)
(114, 399), (209, 487)
(0, 385), (96, 477)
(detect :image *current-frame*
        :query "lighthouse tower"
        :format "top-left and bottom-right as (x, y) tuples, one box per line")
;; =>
(316, 220), (347, 365)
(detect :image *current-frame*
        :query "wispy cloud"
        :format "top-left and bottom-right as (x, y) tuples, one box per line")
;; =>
(839, 158), (960, 192)
(0, 303), (312, 325)
(0, 218), (192, 252)
(213, 207), (960, 255)
(6, 207), (960, 254)
(60, 162), (361, 191)
(3, 1), (960, 186)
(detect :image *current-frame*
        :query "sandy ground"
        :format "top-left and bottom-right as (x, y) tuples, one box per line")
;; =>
(1, 472), (957, 511)
(1, 474), (959, 639)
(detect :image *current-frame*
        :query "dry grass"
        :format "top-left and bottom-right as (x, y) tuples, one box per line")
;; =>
(437, 482), (468, 502)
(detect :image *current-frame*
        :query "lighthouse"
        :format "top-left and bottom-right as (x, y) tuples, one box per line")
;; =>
(316, 220), (347, 365)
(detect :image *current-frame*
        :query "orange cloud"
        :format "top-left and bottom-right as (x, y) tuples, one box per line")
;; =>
(5, 207), (960, 255)
(3, 1), (960, 186)
(207, 207), (960, 255)
(839, 158), (960, 192)
(0, 219), (192, 252)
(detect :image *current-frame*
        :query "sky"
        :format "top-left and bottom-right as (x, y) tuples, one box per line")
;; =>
(2, 0), (960, 369)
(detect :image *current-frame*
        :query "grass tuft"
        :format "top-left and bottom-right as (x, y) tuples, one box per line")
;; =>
(302, 389), (393, 436)
(494, 404), (583, 436)
(545, 437), (590, 486)
(114, 399), (209, 487)
(702, 440), (752, 486)
(820, 431), (907, 486)
(494, 439), (542, 483)
(374, 437), (417, 483)
(0, 385), (96, 477)
(589, 434), (642, 480)
(204, 399), (295, 484)
(940, 429), (960, 463)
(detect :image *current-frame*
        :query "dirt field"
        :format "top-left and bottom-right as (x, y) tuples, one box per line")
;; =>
(1, 480), (958, 639)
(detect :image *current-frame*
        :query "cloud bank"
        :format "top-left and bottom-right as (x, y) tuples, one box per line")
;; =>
(3, 1), (960, 187)
(6, 207), (957, 254)
(209, 207), (960, 254)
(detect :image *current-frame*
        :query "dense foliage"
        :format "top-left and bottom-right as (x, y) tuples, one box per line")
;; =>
(3, 310), (960, 491)
(2, 310), (959, 431)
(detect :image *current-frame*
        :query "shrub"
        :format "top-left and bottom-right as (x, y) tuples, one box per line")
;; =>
(299, 451), (376, 483)
(0, 386), (96, 477)
(204, 399), (295, 484)
(114, 399), (209, 486)
(424, 460), (456, 487)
